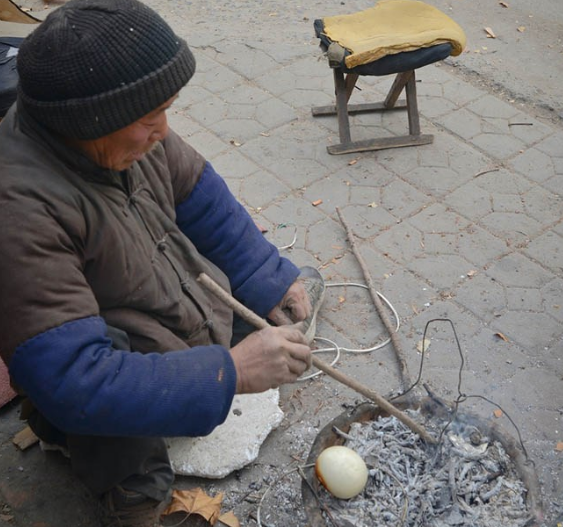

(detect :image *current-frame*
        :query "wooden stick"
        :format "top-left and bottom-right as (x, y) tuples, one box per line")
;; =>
(336, 207), (412, 392)
(197, 272), (435, 444)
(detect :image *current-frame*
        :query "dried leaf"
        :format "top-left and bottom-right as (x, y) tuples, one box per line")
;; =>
(493, 409), (503, 418)
(484, 27), (496, 38)
(229, 139), (242, 146)
(499, 1), (509, 7)
(368, 202), (377, 208)
(338, 295), (346, 304)
(312, 199), (323, 207)
(218, 511), (240, 527)
(517, 25), (526, 32)
(162, 488), (223, 524)
(494, 332), (509, 342)
(259, 132), (270, 137)
(555, 442), (563, 452)
(348, 159), (358, 166)
(467, 270), (477, 278)
(416, 338), (431, 354)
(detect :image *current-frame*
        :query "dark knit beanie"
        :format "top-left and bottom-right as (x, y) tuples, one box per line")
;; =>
(17, 0), (195, 139)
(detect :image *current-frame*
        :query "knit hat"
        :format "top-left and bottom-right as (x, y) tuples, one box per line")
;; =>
(17, 0), (195, 139)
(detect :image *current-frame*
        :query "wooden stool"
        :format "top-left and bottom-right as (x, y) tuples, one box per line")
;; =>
(312, 0), (466, 155)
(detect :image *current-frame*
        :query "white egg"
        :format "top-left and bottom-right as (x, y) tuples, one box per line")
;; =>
(315, 445), (368, 499)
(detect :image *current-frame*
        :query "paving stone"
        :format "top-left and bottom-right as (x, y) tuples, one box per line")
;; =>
(175, 84), (215, 109)
(490, 311), (561, 351)
(543, 174), (563, 197)
(470, 132), (526, 160)
(419, 95), (460, 119)
(454, 273), (506, 322)
(254, 98), (298, 129)
(331, 157), (396, 188)
(541, 278), (563, 323)
(408, 203), (471, 234)
(373, 221), (425, 265)
(521, 186), (563, 224)
(441, 78), (487, 107)
(167, 111), (204, 139)
(534, 131), (563, 158)
(507, 114), (554, 144)
(301, 177), (351, 217)
(511, 147), (557, 183)
(260, 195), (326, 231)
(444, 181), (494, 220)
(407, 254), (475, 290)
(376, 148), (422, 176)
(208, 148), (261, 179)
(525, 231), (563, 274)
(336, 202), (398, 239)
(473, 166), (534, 194)
(239, 171), (291, 209)
(506, 287), (544, 312)
(190, 62), (245, 94)
(402, 165), (469, 196)
(437, 108), (484, 140)
(305, 216), (350, 263)
(456, 225), (509, 267)
(380, 179), (430, 219)
(480, 211), (542, 244)
(182, 129), (229, 158)
(207, 41), (280, 80)
(487, 253), (554, 288)
(466, 95), (521, 120)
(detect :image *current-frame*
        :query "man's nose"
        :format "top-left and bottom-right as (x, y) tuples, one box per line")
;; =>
(150, 114), (169, 142)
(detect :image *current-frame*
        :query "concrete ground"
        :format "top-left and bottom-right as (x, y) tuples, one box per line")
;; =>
(0, 0), (562, 525)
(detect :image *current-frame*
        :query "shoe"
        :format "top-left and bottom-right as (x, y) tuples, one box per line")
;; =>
(297, 266), (325, 344)
(99, 486), (164, 527)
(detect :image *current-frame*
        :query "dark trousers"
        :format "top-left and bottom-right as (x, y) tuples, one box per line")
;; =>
(27, 315), (255, 501)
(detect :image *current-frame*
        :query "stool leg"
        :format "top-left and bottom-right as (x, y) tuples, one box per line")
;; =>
(334, 67), (352, 144)
(384, 71), (412, 108)
(405, 71), (421, 136)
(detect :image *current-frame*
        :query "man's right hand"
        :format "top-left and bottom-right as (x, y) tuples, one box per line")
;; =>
(230, 325), (312, 394)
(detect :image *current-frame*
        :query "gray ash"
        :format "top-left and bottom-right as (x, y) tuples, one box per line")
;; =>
(319, 409), (531, 527)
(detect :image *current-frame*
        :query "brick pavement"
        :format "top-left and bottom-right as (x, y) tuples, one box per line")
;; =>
(1, 0), (561, 525)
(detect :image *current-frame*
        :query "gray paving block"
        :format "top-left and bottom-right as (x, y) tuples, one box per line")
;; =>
(183, 129), (229, 159)
(525, 231), (563, 275)
(541, 278), (563, 323)
(506, 287), (544, 312)
(544, 174), (563, 197)
(208, 41), (280, 80)
(191, 62), (245, 94)
(487, 253), (554, 288)
(511, 147), (557, 183)
(302, 176), (351, 215)
(480, 211), (543, 244)
(521, 186), (563, 224)
(466, 94), (521, 120)
(239, 171), (291, 209)
(402, 165), (470, 196)
(419, 95), (459, 119)
(408, 203), (471, 233)
(508, 114), (554, 145)
(380, 179), (430, 219)
(436, 107), (484, 139)
(454, 273), (506, 322)
(441, 78), (487, 106)
(444, 181), (494, 220)
(491, 311), (561, 351)
(208, 149), (261, 179)
(456, 225), (509, 267)
(260, 195), (326, 229)
(336, 202), (397, 239)
(534, 131), (563, 158)
(167, 111), (204, 139)
(373, 221), (425, 265)
(470, 132), (526, 160)
(330, 158), (396, 188)
(407, 254), (475, 290)
(305, 217), (349, 263)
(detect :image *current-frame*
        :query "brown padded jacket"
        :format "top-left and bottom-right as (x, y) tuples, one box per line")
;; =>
(0, 106), (234, 365)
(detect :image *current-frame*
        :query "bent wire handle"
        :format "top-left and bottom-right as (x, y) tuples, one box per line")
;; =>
(197, 272), (436, 444)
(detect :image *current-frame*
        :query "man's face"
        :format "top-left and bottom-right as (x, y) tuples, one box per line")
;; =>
(71, 95), (178, 171)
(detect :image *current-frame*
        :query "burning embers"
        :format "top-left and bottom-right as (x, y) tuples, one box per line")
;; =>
(317, 409), (531, 527)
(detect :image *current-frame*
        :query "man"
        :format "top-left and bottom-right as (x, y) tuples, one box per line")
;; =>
(0, 0), (323, 524)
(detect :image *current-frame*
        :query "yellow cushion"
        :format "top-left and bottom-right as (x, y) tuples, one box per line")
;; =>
(322, 0), (467, 69)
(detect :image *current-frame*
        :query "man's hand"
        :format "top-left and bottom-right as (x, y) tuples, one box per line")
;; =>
(267, 280), (311, 326)
(230, 325), (312, 394)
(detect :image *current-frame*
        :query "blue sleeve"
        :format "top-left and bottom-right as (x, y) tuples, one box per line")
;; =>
(176, 162), (300, 317)
(9, 316), (237, 438)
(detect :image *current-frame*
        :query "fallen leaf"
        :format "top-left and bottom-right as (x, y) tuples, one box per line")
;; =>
(312, 199), (323, 207)
(517, 25), (526, 32)
(259, 132), (270, 137)
(494, 332), (509, 342)
(416, 338), (431, 354)
(348, 159), (358, 166)
(162, 488), (223, 524)
(467, 270), (477, 278)
(338, 295), (346, 304)
(499, 1), (509, 6)
(229, 139), (242, 146)
(556, 442), (563, 452)
(493, 409), (503, 418)
(218, 511), (241, 527)
(484, 27), (496, 38)
(368, 202), (377, 208)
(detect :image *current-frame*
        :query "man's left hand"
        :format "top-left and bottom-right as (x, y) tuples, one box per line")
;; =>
(267, 280), (311, 326)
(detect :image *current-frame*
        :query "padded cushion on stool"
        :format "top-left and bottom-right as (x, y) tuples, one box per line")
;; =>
(316, 0), (466, 69)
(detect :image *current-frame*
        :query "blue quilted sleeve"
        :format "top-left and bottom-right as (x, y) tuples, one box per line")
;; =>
(176, 162), (300, 317)
(9, 316), (237, 437)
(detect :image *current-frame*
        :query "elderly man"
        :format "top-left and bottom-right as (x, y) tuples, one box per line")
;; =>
(0, 0), (323, 524)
